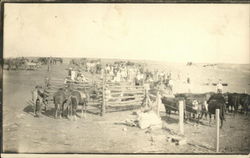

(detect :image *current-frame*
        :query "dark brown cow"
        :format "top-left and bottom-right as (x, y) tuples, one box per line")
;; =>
(239, 94), (250, 115)
(175, 92), (213, 121)
(161, 97), (179, 117)
(226, 93), (240, 115)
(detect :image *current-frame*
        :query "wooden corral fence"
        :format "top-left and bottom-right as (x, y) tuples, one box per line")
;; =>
(44, 76), (146, 116)
(101, 81), (145, 116)
(67, 80), (103, 110)
(44, 77), (103, 107)
(44, 77), (66, 105)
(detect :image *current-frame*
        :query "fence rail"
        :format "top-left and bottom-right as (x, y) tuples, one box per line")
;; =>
(46, 76), (146, 116)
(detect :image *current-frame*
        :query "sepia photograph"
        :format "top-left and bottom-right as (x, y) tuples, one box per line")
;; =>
(2, 2), (250, 155)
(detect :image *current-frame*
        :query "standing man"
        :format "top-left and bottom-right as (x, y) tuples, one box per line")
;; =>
(216, 79), (223, 93)
(168, 78), (174, 94)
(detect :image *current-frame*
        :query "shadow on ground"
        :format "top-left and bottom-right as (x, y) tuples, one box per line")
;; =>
(23, 100), (101, 118)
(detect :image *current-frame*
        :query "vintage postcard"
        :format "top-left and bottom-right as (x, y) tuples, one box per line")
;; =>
(1, 2), (250, 156)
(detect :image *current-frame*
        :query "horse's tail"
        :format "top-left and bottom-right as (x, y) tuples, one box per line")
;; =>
(71, 95), (78, 109)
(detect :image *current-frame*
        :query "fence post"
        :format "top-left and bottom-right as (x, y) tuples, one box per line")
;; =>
(179, 100), (184, 135)
(101, 71), (106, 116)
(156, 91), (161, 116)
(216, 109), (220, 152)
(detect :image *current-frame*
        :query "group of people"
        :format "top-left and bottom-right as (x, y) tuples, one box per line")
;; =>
(67, 61), (226, 96)
(66, 67), (88, 83)
(103, 63), (144, 84)
(102, 62), (175, 89)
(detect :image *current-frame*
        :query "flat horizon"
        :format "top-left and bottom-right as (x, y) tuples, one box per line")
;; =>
(3, 56), (250, 65)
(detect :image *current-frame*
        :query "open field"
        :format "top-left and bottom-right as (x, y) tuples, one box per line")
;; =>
(3, 60), (250, 153)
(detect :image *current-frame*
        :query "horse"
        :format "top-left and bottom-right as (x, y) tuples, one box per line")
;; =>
(53, 88), (71, 119)
(65, 90), (89, 121)
(207, 93), (226, 128)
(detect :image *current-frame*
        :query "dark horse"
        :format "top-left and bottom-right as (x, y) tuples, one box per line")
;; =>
(53, 87), (71, 119)
(207, 93), (226, 128)
(65, 89), (89, 120)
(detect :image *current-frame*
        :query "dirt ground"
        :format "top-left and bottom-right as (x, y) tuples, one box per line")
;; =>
(2, 62), (250, 153)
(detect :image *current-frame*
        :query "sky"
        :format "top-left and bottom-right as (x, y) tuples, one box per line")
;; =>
(3, 4), (250, 64)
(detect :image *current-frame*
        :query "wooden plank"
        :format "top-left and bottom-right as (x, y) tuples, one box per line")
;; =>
(88, 102), (102, 106)
(107, 98), (143, 104)
(108, 86), (144, 89)
(109, 90), (144, 95)
(108, 95), (144, 100)
(48, 85), (64, 88)
(107, 101), (142, 107)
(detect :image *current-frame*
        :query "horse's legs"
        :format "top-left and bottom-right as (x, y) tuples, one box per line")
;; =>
(220, 116), (223, 129)
(81, 104), (84, 118)
(66, 106), (69, 119)
(73, 106), (77, 121)
(35, 99), (40, 117)
(43, 98), (48, 112)
(233, 105), (237, 118)
(205, 112), (207, 120)
(59, 106), (62, 119)
(196, 114), (200, 125)
(61, 103), (65, 117)
(69, 104), (73, 120)
(84, 102), (87, 118)
(209, 114), (212, 126)
(200, 112), (204, 120)
(55, 104), (58, 119)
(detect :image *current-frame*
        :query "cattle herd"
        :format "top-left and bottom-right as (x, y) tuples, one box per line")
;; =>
(162, 92), (250, 128)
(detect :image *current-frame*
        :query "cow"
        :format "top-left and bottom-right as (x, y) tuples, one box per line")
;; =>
(207, 93), (226, 128)
(226, 92), (250, 116)
(65, 90), (89, 121)
(175, 93), (213, 121)
(227, 93), (238, 114)
(238, 93), (250, 115)
(161, 97), (179, 117)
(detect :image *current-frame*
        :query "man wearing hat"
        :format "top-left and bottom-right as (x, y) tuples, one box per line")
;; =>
(216, 79), (223, 93)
